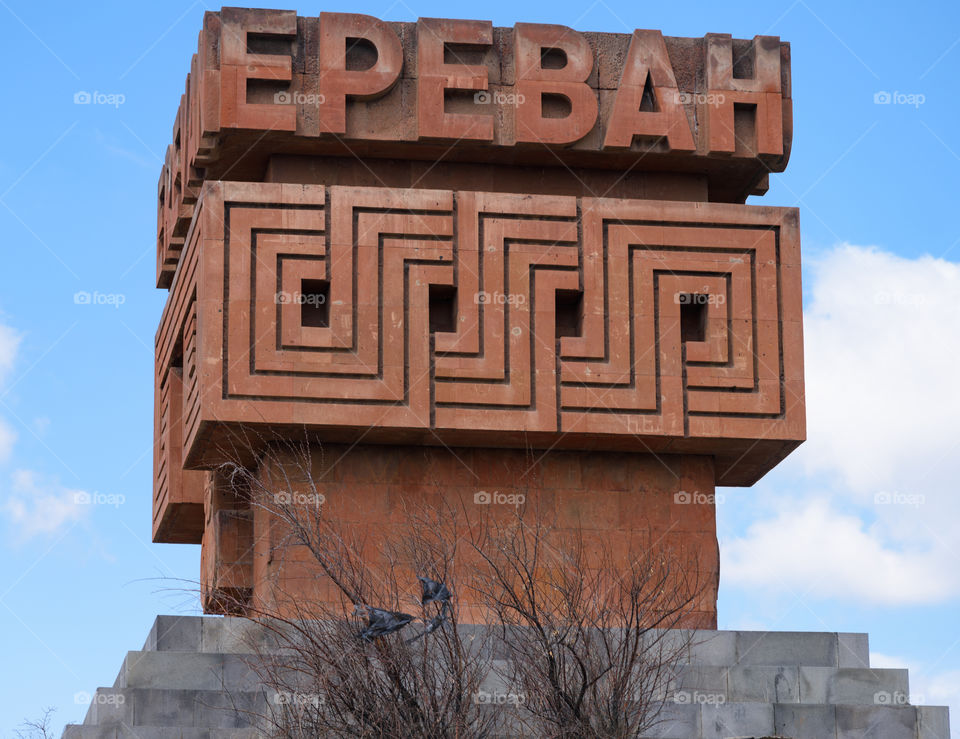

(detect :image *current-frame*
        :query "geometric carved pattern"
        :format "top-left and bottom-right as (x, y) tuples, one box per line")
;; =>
(154, 181), (804, 538)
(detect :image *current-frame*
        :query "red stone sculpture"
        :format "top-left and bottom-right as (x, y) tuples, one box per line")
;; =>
(152, 8), (804, 628)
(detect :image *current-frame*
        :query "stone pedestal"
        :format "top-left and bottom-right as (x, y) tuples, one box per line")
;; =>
(64, 616), (951, 738)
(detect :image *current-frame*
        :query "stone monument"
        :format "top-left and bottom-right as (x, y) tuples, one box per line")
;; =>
(65, 8), (950, 738)
(152, 8), (802, 627)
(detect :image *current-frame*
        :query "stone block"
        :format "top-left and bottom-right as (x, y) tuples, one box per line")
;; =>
(477, 659), (514, 695)
(119, 651), (224, 691)
(736, 631), (838, 667)
(837, 632), (870, 668)
(774, 703), (837, 739)
(84, 688), (131, 724)
(131, 688), (198, 726)
(144, 615), (203, 652)
(645, 702), (700, 738)
(201, 615), (276, 653)
(66, 730), (228, 739)
(673, 665), (729, 701)
(700, 702), (775, 739)
(835, 704), (917, 739)
(222, 653), (266, 692)
(685, 630), (737, 666)
(917, 705), (951, 739)
(63, 729), (118, 739)
(799, 666), (909, 705)
(192, 689), (267, 728)
(727, 665), (799, 704)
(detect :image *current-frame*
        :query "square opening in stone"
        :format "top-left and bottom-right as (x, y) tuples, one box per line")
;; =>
(680, 295), (707, 343)
(429, 285), (457, 333)
(555, 289), (584, 338)
(300, 278), (330, 328)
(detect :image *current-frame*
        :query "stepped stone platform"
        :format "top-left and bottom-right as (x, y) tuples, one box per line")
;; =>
(63, 615), (950, 738)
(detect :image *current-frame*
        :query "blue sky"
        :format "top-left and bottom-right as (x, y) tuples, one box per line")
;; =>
(1, 0), (958, 733)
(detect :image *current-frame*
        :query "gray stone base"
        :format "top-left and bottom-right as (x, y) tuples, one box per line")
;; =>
(63, 616), (951, 738)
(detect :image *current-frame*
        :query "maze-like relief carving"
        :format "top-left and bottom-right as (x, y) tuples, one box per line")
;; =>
(154, 182), (803, 537)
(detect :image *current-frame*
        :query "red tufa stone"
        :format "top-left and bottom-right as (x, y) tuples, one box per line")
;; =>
(203, 444), (720, 626)
(150, 9), (805, 628)
(153, 182), (802, 498)
(155, 9), (792, 286)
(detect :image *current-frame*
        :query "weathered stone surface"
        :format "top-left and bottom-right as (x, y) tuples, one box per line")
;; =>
(65, 618), (952, 739)
(81, 689), (129, 724)
(143, 614), (201, 652)
(727, 665), (800, 704)
(838, 632), (870, 668)
(65, 729), (260, 739)
(246, 445), (720, 624)
(918, 704), (952, 739)
(646, 702), (701, 738)
(200, 614), (280, 653)
(836, 704), (918, 739)
(118, 651), (225, 691)
(674, 665), (730, 698)
(737, 631), (838, 667)
(799, 666), (909, 705)
(156, 11), (795, 287)
(774, 703), (837, 739)
(683, 630), (738, 666)
(154, 182), (803, 535)
(700, 702), (775, 739)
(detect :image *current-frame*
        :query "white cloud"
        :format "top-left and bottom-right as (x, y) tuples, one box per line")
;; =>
(0, 320), (91, 541)
(722, 499), (954, 604)
(1, 469), (88, 541)
(723, 244), (960, 605)
(801, 244), (960, 494)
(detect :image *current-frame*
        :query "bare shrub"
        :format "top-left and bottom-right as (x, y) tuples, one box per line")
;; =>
(469, 515), (699, 738)
(210, 437), (702, 738)
(215, 441), (500, 738)
(15, 708), (57, 739)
